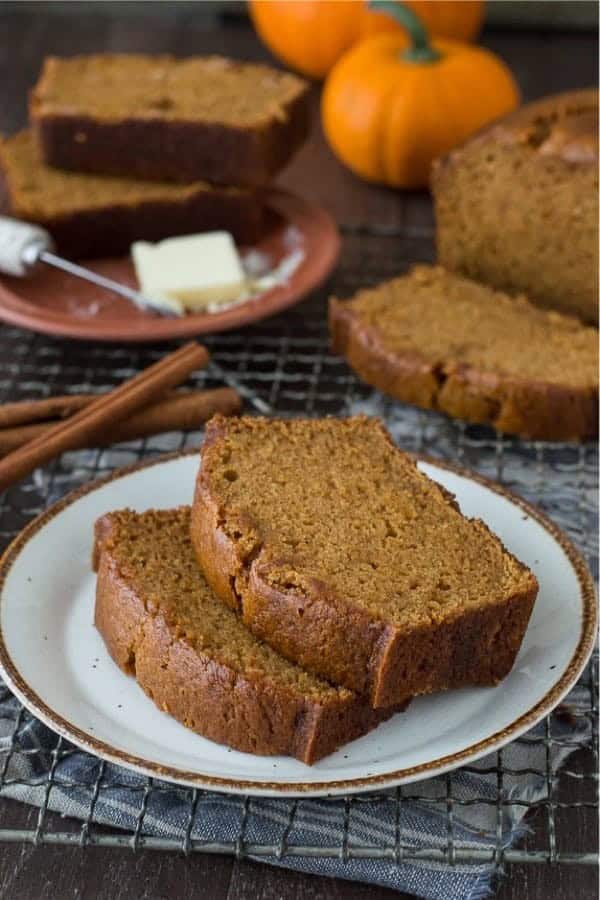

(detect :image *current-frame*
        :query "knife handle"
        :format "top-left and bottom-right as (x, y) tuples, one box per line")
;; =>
(0, 215), (54, 277)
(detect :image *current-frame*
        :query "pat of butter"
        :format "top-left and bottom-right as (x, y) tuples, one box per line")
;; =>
(131, 232), (247, 313)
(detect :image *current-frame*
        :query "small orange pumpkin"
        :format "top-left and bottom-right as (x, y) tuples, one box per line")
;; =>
(249, 0), (484, 80)
(322, 2), (519, 189)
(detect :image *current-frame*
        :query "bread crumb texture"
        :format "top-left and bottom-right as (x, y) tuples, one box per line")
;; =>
(432, 89), (598, 323)
(32, 54), (307, 126)
(200, 415), (534, 629)
(336, 265), (597, 388)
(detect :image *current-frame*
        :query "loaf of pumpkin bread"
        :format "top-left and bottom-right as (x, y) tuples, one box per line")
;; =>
(191, 415), (538, 709)
(0, 131), (263, 259)
(329, 265), (598, 441)
(94, 507), (400, 764)
(30, 54), (310, 186)
(432, 89), (598, 323)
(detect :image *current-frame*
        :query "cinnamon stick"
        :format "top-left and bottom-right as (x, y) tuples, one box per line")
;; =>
(0, 341), (209, 493)
(0, 388), (241, 456)
(0, 394), (92, 428)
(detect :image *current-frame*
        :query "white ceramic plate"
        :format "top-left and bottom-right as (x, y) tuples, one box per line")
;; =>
(0, 451), (595, 798)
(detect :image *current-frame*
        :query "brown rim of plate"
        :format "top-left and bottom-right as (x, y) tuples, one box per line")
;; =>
(0, 448), (596, 795)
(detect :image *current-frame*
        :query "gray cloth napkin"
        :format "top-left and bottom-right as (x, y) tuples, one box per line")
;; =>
(0, 678), (592, 899)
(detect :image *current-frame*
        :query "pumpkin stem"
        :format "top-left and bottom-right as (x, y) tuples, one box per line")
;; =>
(369, 0), (442, 63)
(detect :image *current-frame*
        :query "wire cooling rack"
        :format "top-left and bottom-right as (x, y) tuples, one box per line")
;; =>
(0, 231), (597, 868)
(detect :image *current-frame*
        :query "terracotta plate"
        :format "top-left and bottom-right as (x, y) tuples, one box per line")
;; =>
(0, 189), (340, 342)
(0, 451), (595, 798)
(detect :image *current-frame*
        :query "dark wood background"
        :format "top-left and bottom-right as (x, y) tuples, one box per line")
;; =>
(0, 3), (597, 899)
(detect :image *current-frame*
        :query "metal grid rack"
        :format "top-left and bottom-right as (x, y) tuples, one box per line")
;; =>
(0, 231), (597, 868)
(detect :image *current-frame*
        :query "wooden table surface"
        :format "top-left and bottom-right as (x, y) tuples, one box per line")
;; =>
(0, 4), (597, 899)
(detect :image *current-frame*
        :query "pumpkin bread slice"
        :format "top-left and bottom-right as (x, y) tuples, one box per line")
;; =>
(191, 415), (538, 709)
(31, 54), (310, 186)
(94, 506), (399, 765)
(329, 265), (598, 441)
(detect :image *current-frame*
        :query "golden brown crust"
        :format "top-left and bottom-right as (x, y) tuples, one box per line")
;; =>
(434, 89), (598, 172)
(329, 297), (598, 442)
(191, 417), (538, 709)
(93, 512), (397, 764)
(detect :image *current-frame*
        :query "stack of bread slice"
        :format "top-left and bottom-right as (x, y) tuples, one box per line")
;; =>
(94, 415), (538, 764)
(1, 54), (309, 258)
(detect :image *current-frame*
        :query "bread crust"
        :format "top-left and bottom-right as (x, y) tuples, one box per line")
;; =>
(434, 89), (598, 172)
(93, 512), (397, 764)
(329, 297), (598, 442)
(30, 88), (310, 187)
(0, 163), (263, 260)
(191, 418), (538, 709)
